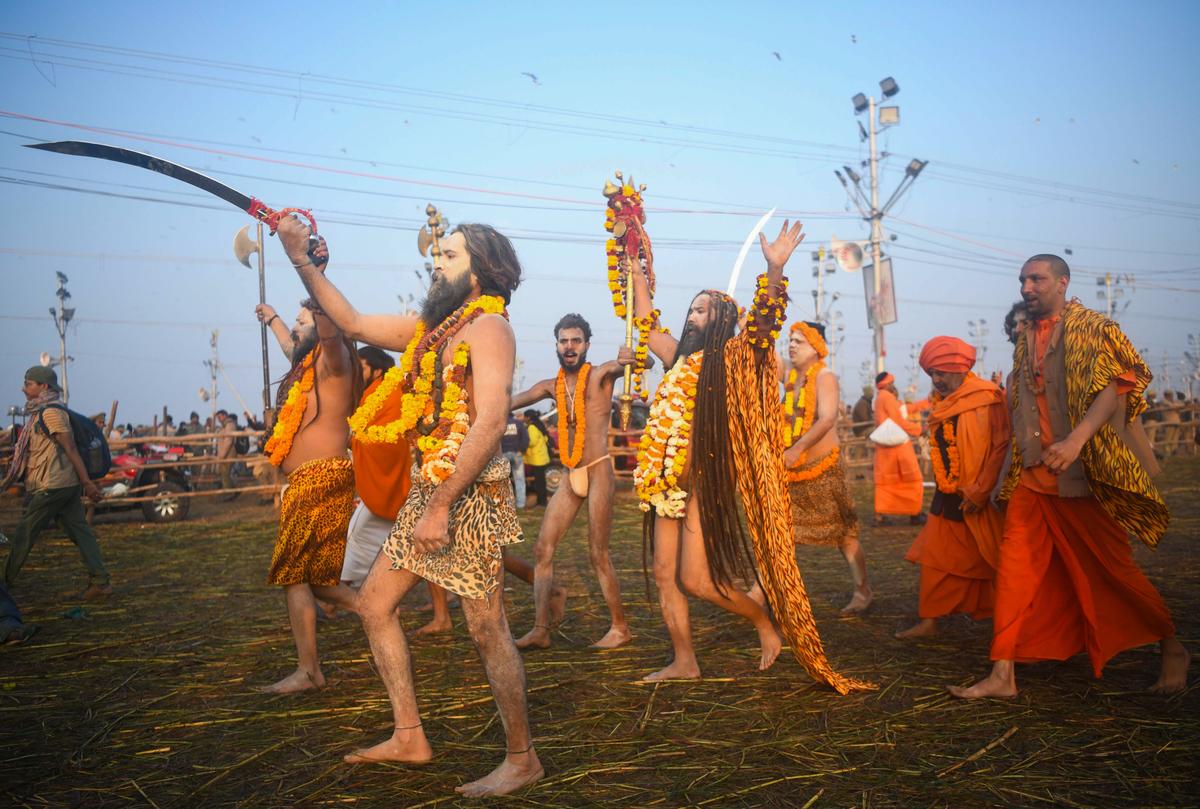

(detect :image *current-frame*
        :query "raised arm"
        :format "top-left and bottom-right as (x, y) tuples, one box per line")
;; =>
(594, 344), (645, 384)
(275, 218), (420, 351)
(255, 303), (295, 359)
(746, 220), (805, 344)
(412, 315), (515, 553)
(631, 264), (678, 365)
(511, 378), (555, 411)
(313, 309), (352, 377)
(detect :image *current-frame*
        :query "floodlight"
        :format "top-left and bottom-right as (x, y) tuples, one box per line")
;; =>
(880, 77), (899, 98)
(852, 93), (868, 114)
(904, 159), (928, 178)
(842, 165), (863, 185)
(878, 106), (900, 126)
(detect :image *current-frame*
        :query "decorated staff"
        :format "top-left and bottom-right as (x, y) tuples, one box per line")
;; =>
(603, 171), (657, 429)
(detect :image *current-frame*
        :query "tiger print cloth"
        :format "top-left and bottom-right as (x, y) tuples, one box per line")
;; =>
(724, 336), (876, 694)
(787, 454), (860, 548)
(384, 455), (523, 599)
(1001, 301), (1169, 547)
(267, 456), (355, 586)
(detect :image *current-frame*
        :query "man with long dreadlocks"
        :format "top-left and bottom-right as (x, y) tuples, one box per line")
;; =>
(631, 219), (872, 694)
(277, 217), (542, 797)
(781, 321), (872, 615)
(254, 263), (363, 695)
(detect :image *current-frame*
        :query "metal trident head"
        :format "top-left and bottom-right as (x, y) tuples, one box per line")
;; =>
(418, 203), (447, 259)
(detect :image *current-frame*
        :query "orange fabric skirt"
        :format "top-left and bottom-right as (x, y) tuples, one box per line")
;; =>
(873, 443), (924, 516)
(267, 457), (355, 587)
(905, 514), (994, 620)
(990, 485), (1174, 676)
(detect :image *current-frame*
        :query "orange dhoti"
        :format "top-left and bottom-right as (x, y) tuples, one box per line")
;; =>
(267, 457), (355, 587)
(905, 512), (994, 620)
(991, 484), (1175, 677)
(873, 442), (924, 516)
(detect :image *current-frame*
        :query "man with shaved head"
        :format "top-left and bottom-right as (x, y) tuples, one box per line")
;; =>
(950, 254), (1189, 698)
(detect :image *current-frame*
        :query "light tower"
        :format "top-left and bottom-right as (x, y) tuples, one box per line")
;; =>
(48, 272), (75, 403)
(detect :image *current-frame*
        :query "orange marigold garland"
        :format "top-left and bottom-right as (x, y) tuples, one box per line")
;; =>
(635, 351), (702, 518)
(929, 416), (961, 494)
(264, 347), (318, 466)
(555, 363), (591, 468)
(781, 361), (824, 446)
(786, 446), (841, 482)
(745, 273), (790, 349)
(347, 295), (508, 482)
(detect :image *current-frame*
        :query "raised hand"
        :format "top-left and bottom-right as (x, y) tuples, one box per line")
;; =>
(255, 303), (277, 324)
(758, 219), (806, 270)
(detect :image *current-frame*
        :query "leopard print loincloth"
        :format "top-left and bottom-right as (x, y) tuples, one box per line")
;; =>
(788, 453), (859, 548)
(267, 456), (355, 586)
(384, 455), (523, 599)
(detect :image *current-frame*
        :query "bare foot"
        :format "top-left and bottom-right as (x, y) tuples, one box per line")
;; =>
(840, 589), (873, 616)
(548, 585), (568, 627)
(455, 750), (543, 797)
(1149, 638), (1190, 694)
(343, 729), (433, 765)
(260, 668), (325, 694)
(317, 600), (338, 620)
(515, 627), (551, 650)
(895, 618), (938, 639)
(412, 617), (452, 637)
(640, 660), (701, 682)
(947, 671), (1017, 700)
(757, 624), (783, 671)
(590, 626), (632, 649)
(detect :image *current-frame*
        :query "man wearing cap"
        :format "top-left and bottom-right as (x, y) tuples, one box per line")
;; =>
(871, 371), (925, 525)
(896, 337), (1008, 639)
(2, 367), (111, 598)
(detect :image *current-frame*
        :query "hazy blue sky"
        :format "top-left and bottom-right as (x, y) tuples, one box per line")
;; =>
(2, 1), (1198, 423)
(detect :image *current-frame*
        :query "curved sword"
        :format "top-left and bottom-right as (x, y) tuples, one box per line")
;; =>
(24, 140), (323, 258)
(726, 207), (776, 297)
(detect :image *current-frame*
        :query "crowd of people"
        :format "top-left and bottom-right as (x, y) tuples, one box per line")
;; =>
(0, 212), (1191, 798)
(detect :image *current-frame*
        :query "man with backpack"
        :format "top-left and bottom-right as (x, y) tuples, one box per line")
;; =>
(1, 366), (112, 598)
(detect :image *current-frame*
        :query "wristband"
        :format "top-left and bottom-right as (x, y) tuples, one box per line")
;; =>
(267, 314), (279, 326)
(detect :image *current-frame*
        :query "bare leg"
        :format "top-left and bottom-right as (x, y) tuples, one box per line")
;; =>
(948, 659), (1018, 699)
(895, 617), (938, 639)
(455, 569), (544, 797)
(312, 582), (359, 614)
(516, 484), (581, 650)
(413, 582), (453, 636)
(642, 515), (701, 682)
(262, 583), (326, 694)
(503, 549), (535, 585)
(677, 499), (781, 671)
(1149, 637), (1190, 694)
(585, 465), (631, 649)
(344, 554), (432, 764)
(839, 536), (873, 614)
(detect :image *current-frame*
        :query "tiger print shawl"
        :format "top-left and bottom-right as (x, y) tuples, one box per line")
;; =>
(1001, 300), (1168, 547)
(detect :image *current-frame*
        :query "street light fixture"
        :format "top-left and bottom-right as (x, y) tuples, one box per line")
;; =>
(880, 76), (900, 98)
(852, 93), (869, 114)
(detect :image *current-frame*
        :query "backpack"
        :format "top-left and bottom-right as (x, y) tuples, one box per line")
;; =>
(37, 404), (113, 480)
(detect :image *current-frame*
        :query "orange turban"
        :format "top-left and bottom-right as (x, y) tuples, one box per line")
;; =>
(919, 336), (976, 373)
(876, 373), (894, 390)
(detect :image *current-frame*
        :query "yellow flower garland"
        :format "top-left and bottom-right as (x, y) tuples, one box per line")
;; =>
(263, 348), (318, 467)
(781, 361), (824, 446)
(745, 273), (790, 349)
(635, 351), (702, 518)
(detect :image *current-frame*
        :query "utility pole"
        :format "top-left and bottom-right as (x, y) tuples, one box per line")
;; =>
(1096, 273), (1134, 319)
(968, 319), (990, 373)
(1185, 333), (1200, 399)
(905, 342), (922, 398)
(838, 78), (927, 375)
(49, 272), (75, 404)
(202, 330), (220, 430)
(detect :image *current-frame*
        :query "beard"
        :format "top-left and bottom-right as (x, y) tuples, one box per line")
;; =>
(558, 347), (589, 370)
(421, 271), (475, 326)
(674, 321), (707, 360)
(290, 329), (318, 367)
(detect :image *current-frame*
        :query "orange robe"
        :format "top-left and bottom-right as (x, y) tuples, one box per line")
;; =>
(993, 316), (1174, 675)
(352, 377), (412, 521)
(873, 389), (924, 516)
(905, 375), (1008, 620)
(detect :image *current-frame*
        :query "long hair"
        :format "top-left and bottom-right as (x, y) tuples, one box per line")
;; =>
(274, 300), (362, 432)
(643, 290), (757, 595)
(454, 223), (522, 304)
(524, 408), (551, 439)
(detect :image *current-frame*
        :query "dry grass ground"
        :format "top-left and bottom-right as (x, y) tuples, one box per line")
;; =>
(1, 458), (1197, 808)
